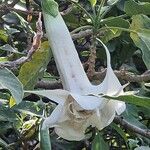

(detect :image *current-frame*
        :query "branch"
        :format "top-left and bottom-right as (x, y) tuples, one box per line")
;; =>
(35, 69), (150, 89)
(35, 80), (62, 89)
(114, 116), (150, 139)
(93, 69), (150, 82)
(71, 29), (93, 40)
(0, 12), (43, 68)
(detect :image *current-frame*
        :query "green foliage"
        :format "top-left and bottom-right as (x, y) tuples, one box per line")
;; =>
(105, 94), (150, 108)
(0, 68), (23, 104)
(18, 41), (52, 90)
(130, 15), (150, 69)
(125, 0), (150, 16)
(0, 30), (8, 42)
(92, 132), (109, 150)
(40, 128), (52, 150)
(0, 44), (23, 54)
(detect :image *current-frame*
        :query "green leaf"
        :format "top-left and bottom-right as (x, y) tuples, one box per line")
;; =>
(92, 132), (109, 150)
(101, 28), (121, 43)
(0, 105), (17, 122)
(111, 123), (128, 145)
(89, 0), (97, 7)
(130, 15), (150, 69)
(123, 108), (147, 129)
(0, 122), (12, 134)
(13, 101), (44, 117)
(18, 41), (52, 90)
(0, 30), (8, 42)
(40, 128), (52, 150)
(12, 12), (33, 34)
(42, 0), (59, 17)
(124, 0), (150, 16)
(102, 17), (130, 28)
(0, 44), (22, 54)
(100, 17), (130, 43)
(0, 138), (8, 148)
(0, 68), (23, 104)
(104, 94), (150, 109)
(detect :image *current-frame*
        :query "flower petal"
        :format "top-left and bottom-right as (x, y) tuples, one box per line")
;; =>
(89, 100), (117, 130)
(96, 39), (123, 96)
(43, 12), (92, 93)
(114, 101), (126, 115)
(70, 93), (107, 110)
(54, 119), (89, 141)
(26, 89), (69, 104)
(42, 104), (64, 129)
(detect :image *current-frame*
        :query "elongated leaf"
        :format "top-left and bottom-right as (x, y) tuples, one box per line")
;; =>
(111, 123), (130, 149)
(18, 41), (52, 90)
(40, 128), (51, 150)
(125, 0), (150, 16)
(130, 15), (150, 69)
(0, 68), (23, 104)
(92, 132), (109, 150)
(111, 123), (128, 142)
(104, 94), (150, 108)
(0, 138), (8, 148)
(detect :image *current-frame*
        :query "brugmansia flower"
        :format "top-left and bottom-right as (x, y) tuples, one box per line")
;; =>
(28, 0), (127, 141)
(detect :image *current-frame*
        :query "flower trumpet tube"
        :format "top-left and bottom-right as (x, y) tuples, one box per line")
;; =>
(27, 0), (127, 141)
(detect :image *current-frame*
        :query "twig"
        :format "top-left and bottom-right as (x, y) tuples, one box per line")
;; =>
(114, 116), (150, 139)
(71, 29), (105, 40)
(71, 29), (93, 39)
(0, 12), (43, 68)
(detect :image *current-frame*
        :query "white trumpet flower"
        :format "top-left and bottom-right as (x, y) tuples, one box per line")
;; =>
(29, 0), (126, 141)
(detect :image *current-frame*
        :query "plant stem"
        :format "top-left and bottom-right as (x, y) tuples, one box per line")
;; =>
(94, 0), (106, 29)
(71, 25), (93, 34)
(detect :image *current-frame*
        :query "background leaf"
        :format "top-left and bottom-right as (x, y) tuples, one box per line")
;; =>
(92, 131), (109, 150)
(104, 94), (150, 108)
(18, 41), (52, 90)
(40, 128), (52, 150)
(130, 15), (150, 69)
(124, 0), (150, 16)
(0, 68), (23, 104)
(89, 0), (97, 7)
